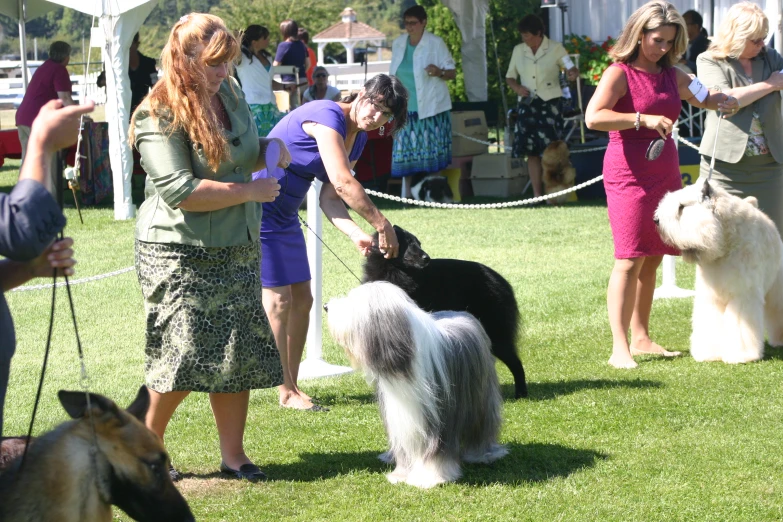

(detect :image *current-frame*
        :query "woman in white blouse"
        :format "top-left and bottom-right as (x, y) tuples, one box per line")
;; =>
(236, 24), (284, 137)
(389, 5), (455, 197)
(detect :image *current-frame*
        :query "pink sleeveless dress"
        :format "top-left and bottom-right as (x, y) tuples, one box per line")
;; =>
(603, 62), (682, 259)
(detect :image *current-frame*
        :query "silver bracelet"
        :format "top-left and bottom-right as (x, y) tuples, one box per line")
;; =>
(634, 112), (641, 131)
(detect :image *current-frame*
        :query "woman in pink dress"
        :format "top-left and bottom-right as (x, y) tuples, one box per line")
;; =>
(586, 1), (737, 369)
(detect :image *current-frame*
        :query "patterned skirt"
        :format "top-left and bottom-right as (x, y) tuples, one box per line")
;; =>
(512, 96), (563, 157)
(249, 103), (285, 138)
(135, 240), (283, 393)
(391, 110), (452, 178)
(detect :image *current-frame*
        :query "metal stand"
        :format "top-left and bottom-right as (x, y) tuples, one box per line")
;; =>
(298, 180), (353, 380)
(654, 127), (695, 300)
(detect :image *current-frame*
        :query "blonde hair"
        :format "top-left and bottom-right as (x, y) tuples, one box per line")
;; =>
(610, 1), (687, 68)
(130, 13), (240, 172)
(708, 2), (768, 60)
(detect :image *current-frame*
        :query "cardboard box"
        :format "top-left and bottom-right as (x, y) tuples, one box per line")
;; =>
(470, 153), (527, 179)
(470, 176), (526, 198)
(451, 111), (488, 157)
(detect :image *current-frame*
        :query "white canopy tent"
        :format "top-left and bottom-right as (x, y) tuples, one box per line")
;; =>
(548, 0), (783, 56)
(0, 0), (158, 220)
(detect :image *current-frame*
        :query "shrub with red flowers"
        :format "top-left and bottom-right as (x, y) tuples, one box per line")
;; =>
(563, 34), (616, 85)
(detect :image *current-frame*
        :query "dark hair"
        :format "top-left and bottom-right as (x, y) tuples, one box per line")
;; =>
(298, 28), (309, 44)
(280, 19), (299, 40)
(133, 32), (140, 44)
(518, 14), (544, 36)
(341, 74), (408, 136)
(49, 41), (71, 63)
(241, 24), (270, 62)
(682, 9), (703, 30)
(403, 5), (427, 22)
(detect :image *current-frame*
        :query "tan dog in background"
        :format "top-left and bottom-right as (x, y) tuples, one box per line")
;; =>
(542, 140), (576, 205)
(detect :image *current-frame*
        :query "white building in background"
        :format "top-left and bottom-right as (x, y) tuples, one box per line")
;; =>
(547, 0), (782, 52)
(312, 7), (386, 65)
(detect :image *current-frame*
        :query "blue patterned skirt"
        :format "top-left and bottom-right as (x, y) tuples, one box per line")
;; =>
(249, 103), (285, 138)
(391, 110), (452, 178)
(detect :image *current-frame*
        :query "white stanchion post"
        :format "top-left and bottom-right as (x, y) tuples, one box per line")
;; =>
(654, 127), (695, 300)
(298, 180), (353, 379)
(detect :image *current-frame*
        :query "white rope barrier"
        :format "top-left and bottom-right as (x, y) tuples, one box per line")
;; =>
(452, 131), (608, 154)
(366, 173), (604, 208)
(9, 266), (135, 293)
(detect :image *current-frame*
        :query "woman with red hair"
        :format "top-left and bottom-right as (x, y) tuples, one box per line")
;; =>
(130, 13), (289, 481)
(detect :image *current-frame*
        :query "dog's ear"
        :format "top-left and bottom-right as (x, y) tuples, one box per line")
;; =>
(744, 196), (759, 208)
(125, 385), (151, 423)
(58, 390), (121, 420)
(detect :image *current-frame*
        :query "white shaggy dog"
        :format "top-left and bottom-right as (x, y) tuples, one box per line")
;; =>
(325, 281), (507, 488)
(654, 181), (783, 363)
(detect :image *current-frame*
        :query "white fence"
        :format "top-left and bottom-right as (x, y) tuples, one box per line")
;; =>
(0, 69), (106, 109)
(322, 60), (391, 92)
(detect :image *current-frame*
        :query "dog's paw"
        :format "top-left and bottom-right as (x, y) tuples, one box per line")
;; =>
(462, 444), (509, 464)
(378, 451), (395, 464)
(721, 350), (763, 364)
(386, 466), (409, 484)
(689, 345), (722, 362)
(404, 470), (449, 489)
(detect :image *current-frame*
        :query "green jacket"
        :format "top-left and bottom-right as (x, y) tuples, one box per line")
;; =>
(697, 48), (783, 164)
(133, 78), (262, 247)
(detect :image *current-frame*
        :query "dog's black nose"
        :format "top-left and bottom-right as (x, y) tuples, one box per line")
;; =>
(653, 217), (659, 225)
(323, 303), (329, 313)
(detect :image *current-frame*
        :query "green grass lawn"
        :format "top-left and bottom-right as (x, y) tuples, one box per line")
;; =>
(3, 166), (783, 521)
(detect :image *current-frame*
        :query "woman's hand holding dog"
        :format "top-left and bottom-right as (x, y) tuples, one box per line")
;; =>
(377, 220), (399, 259)
(349, 227), (374, 256)
(641, 114), (674, 139)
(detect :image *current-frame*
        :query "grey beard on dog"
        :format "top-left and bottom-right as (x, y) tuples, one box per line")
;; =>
(326, 281), (507, 488)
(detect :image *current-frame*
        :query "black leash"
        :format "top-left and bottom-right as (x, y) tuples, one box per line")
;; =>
(268, 169), (363, 284)
(18, 155), (101, 491)
(295, 213), (362, 284)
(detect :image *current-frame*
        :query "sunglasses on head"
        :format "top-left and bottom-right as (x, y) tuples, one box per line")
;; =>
(314, 73), (328, 78)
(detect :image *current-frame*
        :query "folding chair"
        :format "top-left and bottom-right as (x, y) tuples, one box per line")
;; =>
(270, 65), (301, 109)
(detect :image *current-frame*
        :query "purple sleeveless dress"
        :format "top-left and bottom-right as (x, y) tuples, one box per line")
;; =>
(603, 62), (682, 259)
(255, 100), (368, 287)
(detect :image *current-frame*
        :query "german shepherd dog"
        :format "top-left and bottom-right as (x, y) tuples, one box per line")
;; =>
(0, 386), (194, 522)
(363, 225), (528, 398)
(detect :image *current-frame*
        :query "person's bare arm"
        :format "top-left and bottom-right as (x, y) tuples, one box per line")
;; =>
(318, 180), (373, 256)
(57, 91), (75, 106)
(0, 238), (76, 290)
(505, 77), (529, 98)
(675, 67), (736, 112)
(306, 121), (398, 257)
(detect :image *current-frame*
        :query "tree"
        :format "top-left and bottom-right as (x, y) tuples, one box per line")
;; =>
(211, 0), (343, 47)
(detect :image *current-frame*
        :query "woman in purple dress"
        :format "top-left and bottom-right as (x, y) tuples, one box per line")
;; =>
(585, 1), (736, 369)
(255, 74), (408, 410)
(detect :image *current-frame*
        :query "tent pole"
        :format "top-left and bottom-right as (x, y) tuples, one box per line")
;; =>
(18, 0), (28, 89)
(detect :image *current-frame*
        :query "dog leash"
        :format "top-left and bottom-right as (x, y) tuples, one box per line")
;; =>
(704, 91), (723, 187)
(18, 231), (108, 500)
(264, 167), (363, 284)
